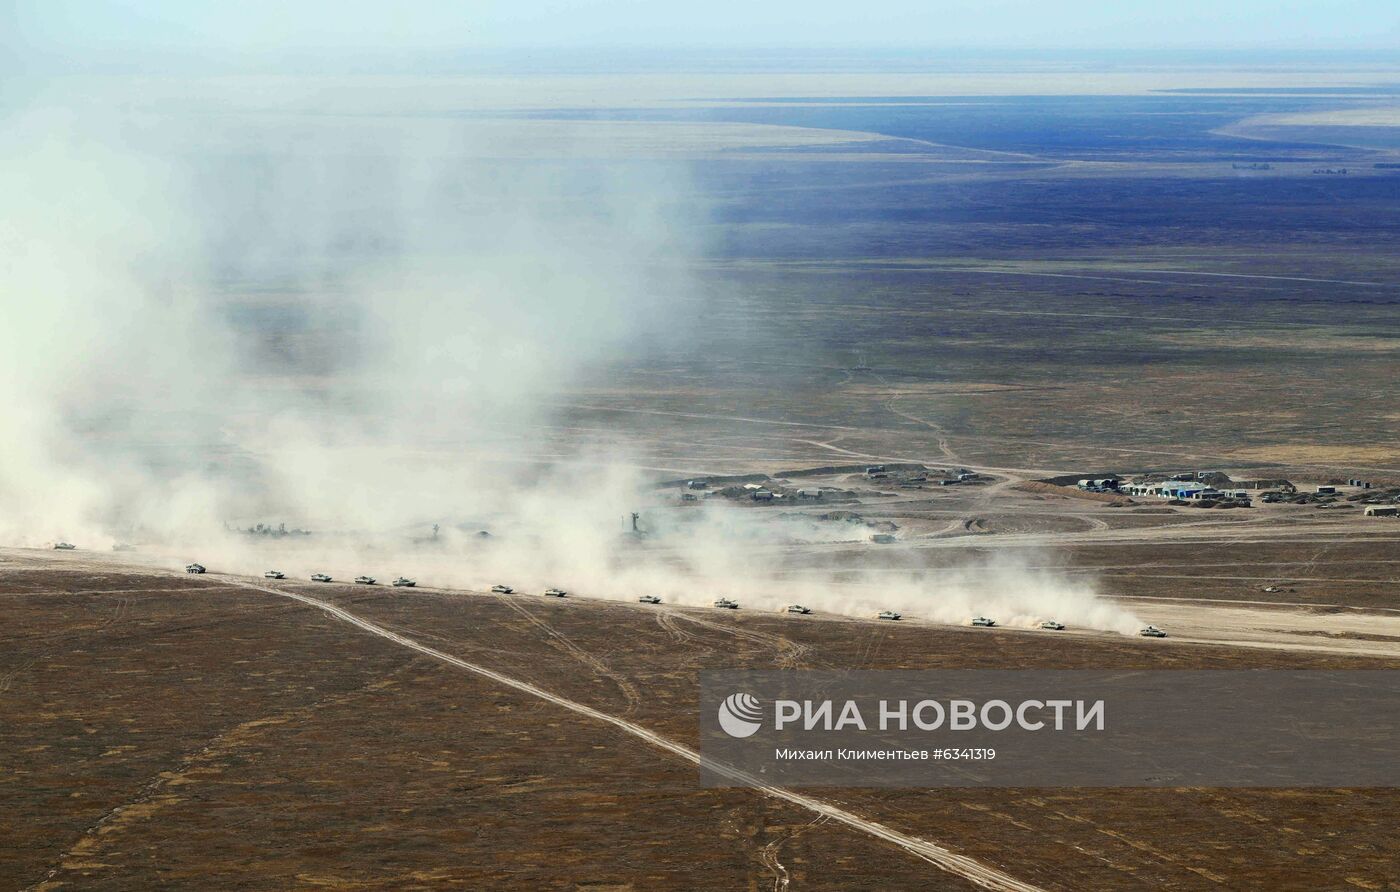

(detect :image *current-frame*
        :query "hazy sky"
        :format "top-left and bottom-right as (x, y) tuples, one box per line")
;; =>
(7, 0), (1399, 58)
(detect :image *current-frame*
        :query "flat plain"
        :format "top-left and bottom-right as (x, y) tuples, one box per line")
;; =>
(7, 70), (1400, 890)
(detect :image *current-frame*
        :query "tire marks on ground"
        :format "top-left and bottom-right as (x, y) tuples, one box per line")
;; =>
(491, 591), (644, 714)
(232, 579), (1042, 892)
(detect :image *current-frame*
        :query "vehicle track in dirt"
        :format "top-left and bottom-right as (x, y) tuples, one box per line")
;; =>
(490, 590), (644, 713)
(227, 577), (1043, 892)
(663, 609), (814, 669)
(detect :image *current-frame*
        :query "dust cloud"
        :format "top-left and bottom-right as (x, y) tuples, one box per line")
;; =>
(0, 79), (1138, 634)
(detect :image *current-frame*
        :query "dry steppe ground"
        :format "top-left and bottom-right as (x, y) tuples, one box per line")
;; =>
(3, 548), (1397, 891)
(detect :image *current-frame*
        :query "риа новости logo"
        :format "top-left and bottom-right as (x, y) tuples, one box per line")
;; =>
(718, 692), (764, 738)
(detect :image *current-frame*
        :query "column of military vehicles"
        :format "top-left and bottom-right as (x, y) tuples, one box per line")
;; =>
(164, 554), (1168, 637)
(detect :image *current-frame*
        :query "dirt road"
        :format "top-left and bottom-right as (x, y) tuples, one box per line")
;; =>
(229, 576), (1044, 892)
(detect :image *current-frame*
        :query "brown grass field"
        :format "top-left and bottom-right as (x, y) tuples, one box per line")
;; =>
(3, 550), (1398, 891)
